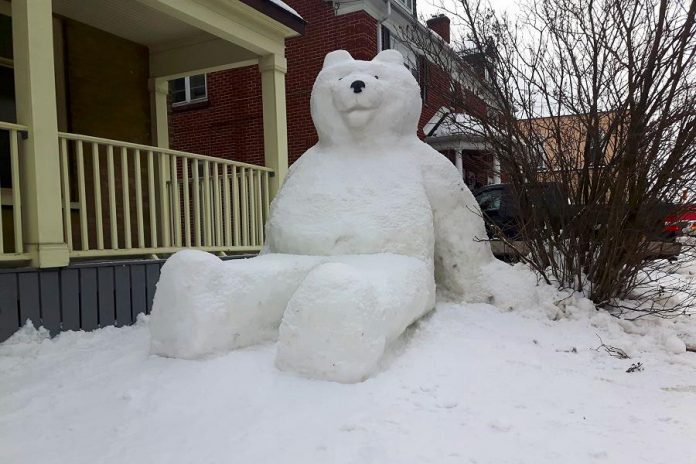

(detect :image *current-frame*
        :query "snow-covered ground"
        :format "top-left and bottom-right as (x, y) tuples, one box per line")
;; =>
(2, 262), (695, 464)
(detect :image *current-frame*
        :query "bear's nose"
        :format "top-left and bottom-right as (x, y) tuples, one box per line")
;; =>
(350, 80), (366, 93)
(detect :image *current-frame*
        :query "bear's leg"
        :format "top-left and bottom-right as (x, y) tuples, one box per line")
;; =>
(275, 253), (435, 383)
(150, 250), (323, 359)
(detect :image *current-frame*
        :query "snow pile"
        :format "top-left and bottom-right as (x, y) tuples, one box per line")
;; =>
(2, 267), (695, 464)
(150, 50), (494, 383)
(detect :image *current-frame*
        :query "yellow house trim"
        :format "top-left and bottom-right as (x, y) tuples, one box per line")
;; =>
(3, 0), (295, 267)
(138, 0), (296, 56)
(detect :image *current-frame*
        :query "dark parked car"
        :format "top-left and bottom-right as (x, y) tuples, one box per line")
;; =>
(473, 183), (682, 259)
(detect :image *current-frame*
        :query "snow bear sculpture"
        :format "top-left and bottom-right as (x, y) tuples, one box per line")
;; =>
(150, 49), (494, 383)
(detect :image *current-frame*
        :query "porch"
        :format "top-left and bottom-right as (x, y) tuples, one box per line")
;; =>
(424, 108), (502, 188)
(0, 0), (303, 268)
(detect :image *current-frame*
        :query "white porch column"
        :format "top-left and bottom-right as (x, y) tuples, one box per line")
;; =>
(493, 155), (501, 184)
(259, 54), (288, 197)
(151, 78), (170, 149)
(12, 0), (69, 267)
(150, 78), (172, 246)
(455, 151), (464, 178)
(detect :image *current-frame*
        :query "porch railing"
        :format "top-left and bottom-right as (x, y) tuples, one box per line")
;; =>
(0, 122), (28, 262)
(58, 132), (272, 259)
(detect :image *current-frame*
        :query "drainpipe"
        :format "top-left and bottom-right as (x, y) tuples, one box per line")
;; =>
(377, 0), (392, 51)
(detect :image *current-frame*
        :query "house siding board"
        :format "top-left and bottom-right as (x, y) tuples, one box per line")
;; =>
(0, 273), (19, 342)
(0, 256), (252, 342)
(39, 271), (62, 335)
(80, 267), (99, 331)
(97, 266), (116, 327)
(18, 272), (40, 328)
(60, 268), (81, 331)
(130, 264), (147, 320)
(114, 265), (132, 327)
(145, 262), (161, 314)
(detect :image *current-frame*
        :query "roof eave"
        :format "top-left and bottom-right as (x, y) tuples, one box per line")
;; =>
(238, 0), (307, 36)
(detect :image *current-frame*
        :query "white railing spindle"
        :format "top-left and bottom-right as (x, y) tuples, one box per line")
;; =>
(107, 145), (118, 249)
(50, 130), (272, 259)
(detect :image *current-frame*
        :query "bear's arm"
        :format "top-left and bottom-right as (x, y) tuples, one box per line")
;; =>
(419, 147), (494, 299)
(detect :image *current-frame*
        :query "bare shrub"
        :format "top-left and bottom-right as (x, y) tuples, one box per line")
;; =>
(402, 0), (696, 315)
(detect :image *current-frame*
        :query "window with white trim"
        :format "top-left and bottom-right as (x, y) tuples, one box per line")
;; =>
(394, 0), (414, 13)
(170, 74), (207, 106)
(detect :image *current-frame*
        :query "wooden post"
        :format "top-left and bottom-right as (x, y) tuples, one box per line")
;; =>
(259, 54), (288, 198)
(151, 78), (170, 149)
(12, 0), (69, 267)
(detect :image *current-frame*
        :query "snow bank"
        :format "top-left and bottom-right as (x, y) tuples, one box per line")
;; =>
(3, 287), (695, 464)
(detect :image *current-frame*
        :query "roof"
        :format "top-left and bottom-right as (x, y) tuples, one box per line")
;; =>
(423, 107), (489, 151)
(239, 0), (306, 35)
(268, 0), (302, 19)
(425, 110), (486, 138)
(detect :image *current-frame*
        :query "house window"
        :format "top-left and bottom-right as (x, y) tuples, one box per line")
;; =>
(381, 25), (391, 51)
(394, 0), (415, 13)
(170, 74), (207, 106)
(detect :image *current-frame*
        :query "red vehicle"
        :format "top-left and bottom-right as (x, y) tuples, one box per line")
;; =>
(664, 205), (696, 237)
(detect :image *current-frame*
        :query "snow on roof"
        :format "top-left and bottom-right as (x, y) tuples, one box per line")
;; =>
(424, 107), (486, 138)
(268, 0), (303, 19)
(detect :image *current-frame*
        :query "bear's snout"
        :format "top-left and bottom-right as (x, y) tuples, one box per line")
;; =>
(350, 80), (366, 93)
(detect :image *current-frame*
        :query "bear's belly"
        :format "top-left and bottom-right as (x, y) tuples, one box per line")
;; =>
(266, 153), (434, 261)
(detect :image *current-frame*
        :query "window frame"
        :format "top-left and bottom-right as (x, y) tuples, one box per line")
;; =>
(170, 74), (208, 107)
(393, 0), (415, 14)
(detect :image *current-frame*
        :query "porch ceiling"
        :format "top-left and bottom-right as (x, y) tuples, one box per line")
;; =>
(53, 0), (203, 47)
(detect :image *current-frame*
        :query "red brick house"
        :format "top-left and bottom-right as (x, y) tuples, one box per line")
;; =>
(168, 0), (498, 187)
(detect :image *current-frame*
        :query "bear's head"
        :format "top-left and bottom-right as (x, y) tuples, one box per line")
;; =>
(310, 49), (422, 145)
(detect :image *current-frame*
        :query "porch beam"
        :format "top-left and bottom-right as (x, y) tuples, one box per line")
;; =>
(11, 0), (69, 267)
(149, 36), (258, 79)
(259, 54), (288, 197)
(137, 0), (289, 56)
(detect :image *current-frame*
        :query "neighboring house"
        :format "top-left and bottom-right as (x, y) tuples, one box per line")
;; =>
(420, 21), (501, 189)
(167, 1), (497, 186)
(0, 0), (304, 341)
(517, 113), (613, 185)
(424, 110), (501, 189)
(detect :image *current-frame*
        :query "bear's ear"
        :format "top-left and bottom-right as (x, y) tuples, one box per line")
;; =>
(373, 49), (404, 66)
(322, 50), (353, 69)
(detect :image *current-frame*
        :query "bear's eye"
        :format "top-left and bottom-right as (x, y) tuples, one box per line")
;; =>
(374, 75), (379, 79)
(338, 77), (343, 81)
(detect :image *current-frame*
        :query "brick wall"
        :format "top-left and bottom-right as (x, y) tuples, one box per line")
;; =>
(169, 67), (265, 166)
(285, 1), (378, 164)
(64, 18), (151, 143)
(168, 2), (489, 173)
(169, 1), (378, 166)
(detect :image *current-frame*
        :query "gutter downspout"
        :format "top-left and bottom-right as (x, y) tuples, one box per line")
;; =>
(377, 0), (392, 51)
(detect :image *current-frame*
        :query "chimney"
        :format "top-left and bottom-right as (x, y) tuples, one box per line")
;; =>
(426, 14), (450, 44)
